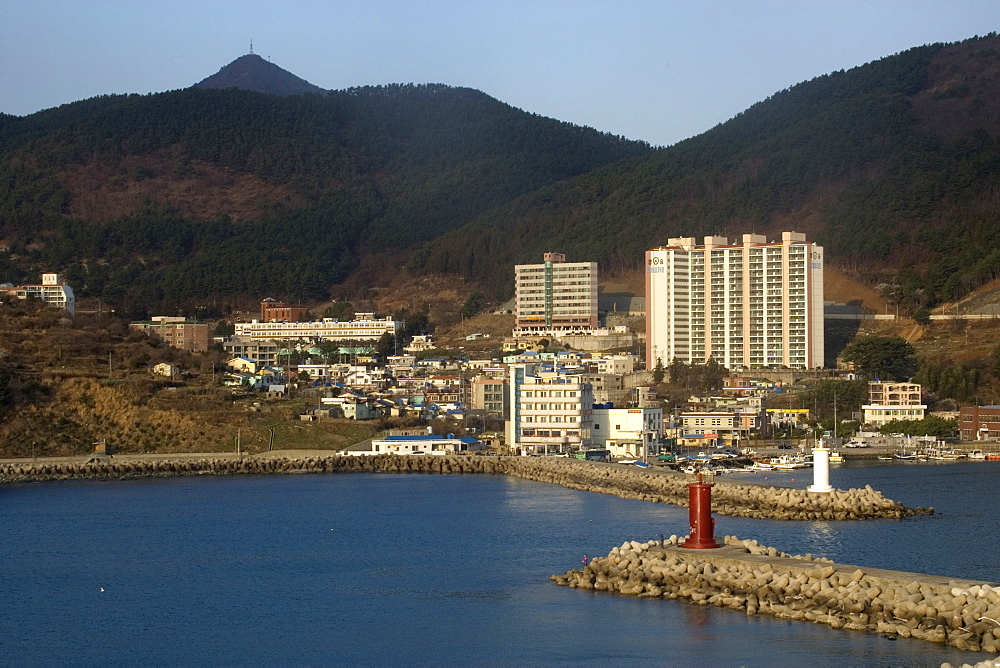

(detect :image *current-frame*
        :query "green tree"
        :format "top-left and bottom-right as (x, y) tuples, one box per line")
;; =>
(651, 358), (665, 384)
(912, 308), (930, 325)
(460, 292), (486, 319)
(840, 336), (917, 380)
(376, 332), (396, 358)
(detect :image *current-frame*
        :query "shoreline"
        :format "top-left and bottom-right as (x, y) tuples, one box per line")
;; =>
(0, 453), (928, 521)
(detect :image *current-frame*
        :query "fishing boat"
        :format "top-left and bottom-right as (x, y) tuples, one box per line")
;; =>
(893, 452), (920, 461)
(828, 451), (844, 463)
(772, 454), (809, 470)
(968, 449), (987, 460)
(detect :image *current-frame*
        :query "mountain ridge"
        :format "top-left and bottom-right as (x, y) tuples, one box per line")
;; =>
(1, 36), (999, 320)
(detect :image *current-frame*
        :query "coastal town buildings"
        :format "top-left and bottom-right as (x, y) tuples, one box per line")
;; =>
(223, 337), (279, 365)
(959, 405), (1000, 441)
(862, 381), (926, 428)
(0, 272), (75, 314)
(130, 316), (211, 352)
(590, 405), (663, 459)
(345, 434), (484, 456)
(513, 252), (598, 337)
(260, 298), (309, 322)
(645, 232), (824, 370)
(506, 364), (594, 455)
(233, 312), (401, 343)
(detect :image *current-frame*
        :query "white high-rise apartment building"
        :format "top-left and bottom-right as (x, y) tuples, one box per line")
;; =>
(645, 232), (823, 370)
(514, 252), (598, 336)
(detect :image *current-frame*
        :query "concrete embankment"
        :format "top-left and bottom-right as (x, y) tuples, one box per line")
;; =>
(551, 537), (1000, 658)
(0, 454), (927, 520)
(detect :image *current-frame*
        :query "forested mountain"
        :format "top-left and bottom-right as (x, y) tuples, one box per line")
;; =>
(413, 34), (1000, 310)
(0, 66), (649, 315)
(3, 35), (1000, 317)
(195, 53), (326, 95)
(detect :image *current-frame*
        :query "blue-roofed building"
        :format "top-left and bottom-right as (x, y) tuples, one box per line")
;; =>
(346, 434), (484, 456)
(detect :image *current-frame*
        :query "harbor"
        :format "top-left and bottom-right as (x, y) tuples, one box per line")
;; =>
(1, 460), (997, 666)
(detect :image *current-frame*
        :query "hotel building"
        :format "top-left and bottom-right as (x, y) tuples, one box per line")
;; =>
(645, 232), (824, 370)
(506, 365), (593, 455)
(514, 253), (598, 336)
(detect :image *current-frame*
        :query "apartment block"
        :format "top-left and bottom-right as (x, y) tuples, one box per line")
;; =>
(862, 381), (926, 428)
(514, 252), (598, 336)
(645, 232), (823, 370)
(471, 376), (509, 416)
(130, 316), (210, 352)
(1, 272), (75, 314)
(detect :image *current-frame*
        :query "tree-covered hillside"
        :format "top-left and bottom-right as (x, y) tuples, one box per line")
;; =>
(0, 83), (649, 315)
(412, 35), (1000, 308)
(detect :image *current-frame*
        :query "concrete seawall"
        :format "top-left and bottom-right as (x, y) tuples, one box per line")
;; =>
(0, 454), (927, 521)
(551, 537), (1000, 657)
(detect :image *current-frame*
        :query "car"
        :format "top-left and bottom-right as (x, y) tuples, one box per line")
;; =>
(778, 444), (793, 450)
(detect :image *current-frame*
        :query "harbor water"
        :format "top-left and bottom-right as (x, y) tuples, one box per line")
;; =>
(0, 460), (997, 666)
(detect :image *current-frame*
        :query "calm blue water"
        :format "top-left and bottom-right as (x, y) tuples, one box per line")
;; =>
(1, 461), (998, 667)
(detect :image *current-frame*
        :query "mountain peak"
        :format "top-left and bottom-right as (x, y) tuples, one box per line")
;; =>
(194, 54), (326, 96)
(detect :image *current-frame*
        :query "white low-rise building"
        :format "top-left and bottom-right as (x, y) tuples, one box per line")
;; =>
(346, 434), (484, 456)
(591, 405), (662, 459)
(1, 272), (75, 314)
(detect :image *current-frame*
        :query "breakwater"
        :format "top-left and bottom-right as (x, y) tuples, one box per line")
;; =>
(0, 454), (928, 520)
(551, 537), (1000, 657)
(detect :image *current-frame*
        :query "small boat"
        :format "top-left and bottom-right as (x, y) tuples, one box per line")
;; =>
(924, 448), (963, 461)
(986, 453), (1000, 461)
(894, 452), (919, 460)
(828, 451), (844, 463)
(968, 450), (987, 460)
(750, 461), (774, 471)
(772, 455), (809, 470)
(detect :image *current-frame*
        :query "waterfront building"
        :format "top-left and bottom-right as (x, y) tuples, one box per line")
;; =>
(506, 365), (593, 455)
(234, 312), (401, 343)
(590, 405), (663, 459)
(0, 272), (75, 314)
(862, 381), (926, 428)
(514, 252), (598, 336)
(645, 232), (824, 370)
(346, 434), (484, 456)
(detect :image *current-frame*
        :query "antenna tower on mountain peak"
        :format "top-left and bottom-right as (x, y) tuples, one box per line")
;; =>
(250, 39), (254, 55)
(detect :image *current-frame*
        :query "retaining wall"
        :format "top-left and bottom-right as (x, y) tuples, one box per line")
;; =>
(551, 537), (1000, 657)
(0, 455), (928, 520)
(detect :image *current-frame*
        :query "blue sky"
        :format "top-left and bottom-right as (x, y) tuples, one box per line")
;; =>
(2, 1), (998, 146)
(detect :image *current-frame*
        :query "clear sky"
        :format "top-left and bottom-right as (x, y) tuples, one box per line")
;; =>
(2, 1), (998, 147)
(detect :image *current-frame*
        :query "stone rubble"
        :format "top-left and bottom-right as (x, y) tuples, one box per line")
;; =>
(0, 455), (930, 520)
(550, 535), (1000, 659)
